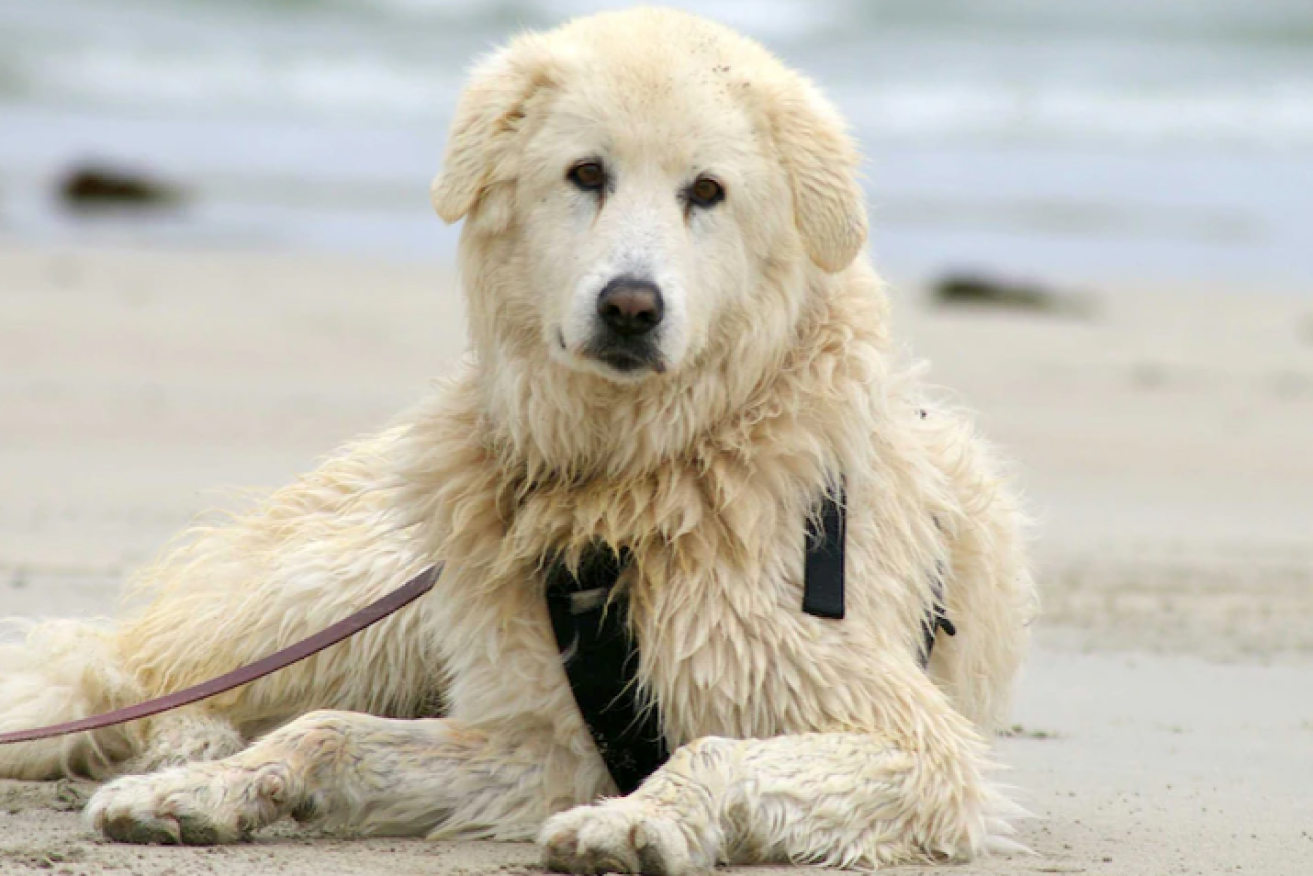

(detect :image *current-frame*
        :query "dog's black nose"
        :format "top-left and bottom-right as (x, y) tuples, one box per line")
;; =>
(597, 278), (664, 337)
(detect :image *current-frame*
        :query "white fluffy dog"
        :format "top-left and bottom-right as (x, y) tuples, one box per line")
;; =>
(0, 8), (1036, 872)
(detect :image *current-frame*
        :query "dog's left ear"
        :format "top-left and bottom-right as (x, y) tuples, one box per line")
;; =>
(767, 81), (868, 273)
(431, 36), (562, 231)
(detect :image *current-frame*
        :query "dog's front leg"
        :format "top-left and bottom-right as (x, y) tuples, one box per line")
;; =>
(541, 726), (1017, 874)
(88, 710), (584, 845)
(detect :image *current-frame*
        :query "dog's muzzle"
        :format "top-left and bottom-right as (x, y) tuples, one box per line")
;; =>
(586, 277), (666, 373)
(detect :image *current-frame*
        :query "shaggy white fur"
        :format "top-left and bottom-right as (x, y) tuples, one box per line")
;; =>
(0, 8), (1037, 872)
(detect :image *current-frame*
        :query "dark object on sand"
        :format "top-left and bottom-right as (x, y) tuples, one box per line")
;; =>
(932, 272), (1059, 311)
(58, 164), (184, 210)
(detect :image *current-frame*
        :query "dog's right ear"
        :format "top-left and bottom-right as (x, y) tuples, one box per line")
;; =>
(431, 37), (561, 231)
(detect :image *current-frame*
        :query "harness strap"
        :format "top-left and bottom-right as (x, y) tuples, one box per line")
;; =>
(806, 487), (955, 663)
(920, 599), (957, 667)
(0, 566), (440, 746)
(802, 486), (846, 620)
(544, 547), (667, 795)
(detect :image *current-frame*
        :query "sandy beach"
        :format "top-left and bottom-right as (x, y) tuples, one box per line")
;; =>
(1, 247), (1311, 875)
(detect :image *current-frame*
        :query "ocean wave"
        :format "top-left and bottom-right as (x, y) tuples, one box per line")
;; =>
(15, 47), (462, 121)
(840, 80), (1313, 150)
(9, 45), (1313, 151)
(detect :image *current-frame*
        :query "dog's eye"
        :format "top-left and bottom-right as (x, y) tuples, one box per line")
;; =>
(688, 177), (724, 208)
(568, 162), (606, 192)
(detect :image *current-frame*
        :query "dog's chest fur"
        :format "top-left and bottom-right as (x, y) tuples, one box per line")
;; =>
(482, 458), (925, 748)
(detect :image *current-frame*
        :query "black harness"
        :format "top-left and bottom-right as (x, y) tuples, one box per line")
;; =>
(544, 488), (954, 794)
(544, 546), (666, 794)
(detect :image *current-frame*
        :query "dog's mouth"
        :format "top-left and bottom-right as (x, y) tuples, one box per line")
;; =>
(583, 339), (667, 376)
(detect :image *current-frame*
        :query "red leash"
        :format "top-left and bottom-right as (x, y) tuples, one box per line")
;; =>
(0, 566), (439, 745)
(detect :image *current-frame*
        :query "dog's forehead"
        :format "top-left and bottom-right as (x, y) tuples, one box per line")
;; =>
(544, 57), (760, 170)
(516, 10), (785, 174)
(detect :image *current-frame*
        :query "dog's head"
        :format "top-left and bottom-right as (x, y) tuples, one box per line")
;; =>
(432, 8), (867, 385)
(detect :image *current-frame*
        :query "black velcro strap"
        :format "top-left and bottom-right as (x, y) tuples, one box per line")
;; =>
(802, 485), (846, 620)
(920, 607), (957, 667)
(545, 545), (668, 795)
(919, 567), (957, 667)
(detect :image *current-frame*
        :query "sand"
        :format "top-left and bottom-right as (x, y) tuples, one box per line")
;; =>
(1, 247), (1311, 875)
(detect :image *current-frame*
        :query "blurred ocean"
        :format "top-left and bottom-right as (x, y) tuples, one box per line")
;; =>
(1, 0), (1311, 286)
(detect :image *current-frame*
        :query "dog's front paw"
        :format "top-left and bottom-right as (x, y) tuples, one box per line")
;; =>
(86, 761), (293, 845)
(539, 800), (713, 876)
(127, 711), (246, 773)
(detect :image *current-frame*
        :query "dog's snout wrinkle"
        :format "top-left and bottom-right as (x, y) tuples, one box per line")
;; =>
(597, 278), (664, 337)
